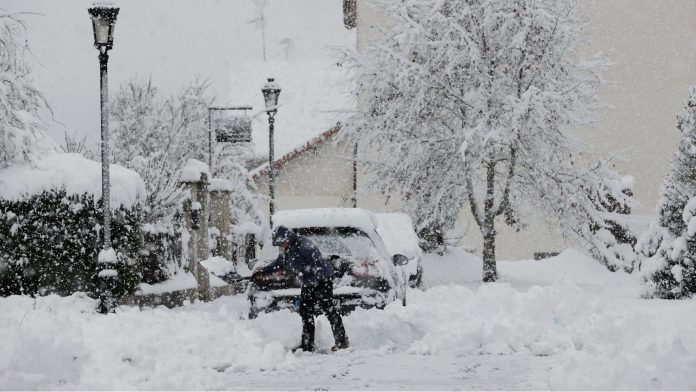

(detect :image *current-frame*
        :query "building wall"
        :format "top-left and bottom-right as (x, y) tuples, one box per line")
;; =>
(580, 0), (696, 215)
(255, 138), (355, 213)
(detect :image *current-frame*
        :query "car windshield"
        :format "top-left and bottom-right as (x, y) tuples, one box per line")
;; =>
(295, 227), (377, 261)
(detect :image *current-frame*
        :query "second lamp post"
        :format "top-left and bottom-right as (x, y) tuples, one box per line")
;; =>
(262, 78), (281, 229)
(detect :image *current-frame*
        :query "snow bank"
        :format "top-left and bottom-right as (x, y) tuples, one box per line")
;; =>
(420, 246), (486, 286)
(498, 249), (640, 294)
(0, 153), (145, 207)
(422, 247), (639, 294)
(201, 256), (236, 277)
(0, 294), (298, 390)
(1, 247), (694, 389)
(138, 272), (197, 295)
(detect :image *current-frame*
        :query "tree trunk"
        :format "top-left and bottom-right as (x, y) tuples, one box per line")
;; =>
(482, 222), (497, 282)
(482, 161), (498, 282)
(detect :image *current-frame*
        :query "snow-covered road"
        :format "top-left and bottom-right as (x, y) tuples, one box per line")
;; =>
(1, 248), (695, 390)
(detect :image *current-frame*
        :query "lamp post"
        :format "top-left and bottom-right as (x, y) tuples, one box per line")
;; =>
(261, 78), (281, 229)
(89, 4), (119, 313)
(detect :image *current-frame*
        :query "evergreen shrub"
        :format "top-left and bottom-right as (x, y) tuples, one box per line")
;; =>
(141, 220), (183, 285)
(639, 87), (696, 298)
(0, 189), (142, 298)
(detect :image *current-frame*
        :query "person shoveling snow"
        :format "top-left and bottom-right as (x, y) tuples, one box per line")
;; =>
(253, 225), (349, 352)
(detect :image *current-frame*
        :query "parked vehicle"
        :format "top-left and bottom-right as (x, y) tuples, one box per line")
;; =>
(247, 208), (409, 319)
(374, 212), (424, 288)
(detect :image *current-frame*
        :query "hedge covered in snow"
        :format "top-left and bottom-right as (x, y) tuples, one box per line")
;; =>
(0, 153), (146, 298)
(0, 189), (142, 297)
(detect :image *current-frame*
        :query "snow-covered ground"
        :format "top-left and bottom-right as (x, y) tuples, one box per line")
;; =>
(1, 248), (695, 390)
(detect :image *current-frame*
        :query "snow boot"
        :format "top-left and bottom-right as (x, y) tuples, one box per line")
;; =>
(291, 344), (314, 353)
(331, 338), (349, 352)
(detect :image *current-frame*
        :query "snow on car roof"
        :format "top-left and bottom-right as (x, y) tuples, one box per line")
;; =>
(273, 208), (378, 235)
(375, 213), (421, 258)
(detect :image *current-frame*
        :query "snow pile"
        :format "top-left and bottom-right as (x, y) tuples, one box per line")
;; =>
(97, 248), (118, 264)
(420, 246), (487, 285)
(179, 159), (210, 182)
(0, 153), (145, 207)
(1, 248), (695, 389)
(498, 249), (639, 291)
(138, 272), (197, 295)
(0, 294), (298, 390)
(201, 256), (236, 277)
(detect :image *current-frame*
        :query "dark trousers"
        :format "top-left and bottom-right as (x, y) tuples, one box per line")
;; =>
(299, 279), (348, 351)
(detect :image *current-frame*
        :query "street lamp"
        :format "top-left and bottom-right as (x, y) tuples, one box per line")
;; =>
(89, 4), (119, 313)
(262, 78), (281, 229)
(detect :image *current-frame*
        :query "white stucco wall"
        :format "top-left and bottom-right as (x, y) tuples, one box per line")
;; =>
(581, 0), (696, 215)
(255, 138), (356, 213)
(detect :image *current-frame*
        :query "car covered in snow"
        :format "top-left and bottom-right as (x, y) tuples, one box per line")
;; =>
(247, 208), (409, 319)
(374, 213), (424, 288)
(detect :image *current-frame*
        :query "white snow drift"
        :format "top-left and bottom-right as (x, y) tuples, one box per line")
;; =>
(0, 249), (694, 390)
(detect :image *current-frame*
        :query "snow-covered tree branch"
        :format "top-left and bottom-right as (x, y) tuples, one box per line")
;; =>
(638, 87), (696, 298)
(110, 78), (262, 229)
(0, 12), (53, 167)
(341, 0), (634, 281)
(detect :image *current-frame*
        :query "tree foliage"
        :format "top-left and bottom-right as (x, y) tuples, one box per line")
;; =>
(638, 87), (696, 298)
(342, 0), (633, 280)
(110, 77), (263, 230)
(0, 12), (52, 167)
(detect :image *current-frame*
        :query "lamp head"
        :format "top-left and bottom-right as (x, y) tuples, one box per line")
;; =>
(262, 78), (281, 112)
(88, 5), (119, 50)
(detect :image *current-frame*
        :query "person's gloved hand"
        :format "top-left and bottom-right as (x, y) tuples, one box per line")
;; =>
(251, 271), (265, 282)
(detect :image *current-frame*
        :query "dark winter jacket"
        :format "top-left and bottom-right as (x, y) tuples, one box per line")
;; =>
(259, 225), (334, 287)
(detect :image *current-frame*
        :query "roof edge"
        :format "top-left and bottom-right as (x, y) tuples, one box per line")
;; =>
(250, 123), (341, 180)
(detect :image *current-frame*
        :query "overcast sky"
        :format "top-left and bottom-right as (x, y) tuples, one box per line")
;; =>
(2, 0), (346, 146)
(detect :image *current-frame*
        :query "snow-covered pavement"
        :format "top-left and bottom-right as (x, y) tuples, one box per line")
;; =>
(1, 248), (695, 390)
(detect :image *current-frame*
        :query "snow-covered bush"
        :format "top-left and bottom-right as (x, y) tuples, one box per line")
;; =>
(0, 189), (141, 298)
(588, 176), (638, 271)
(141, 221), (184, 284)
(0, 153), (145, 298)
(341, 0), (627, 280)
(638, 87), (696, 298)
